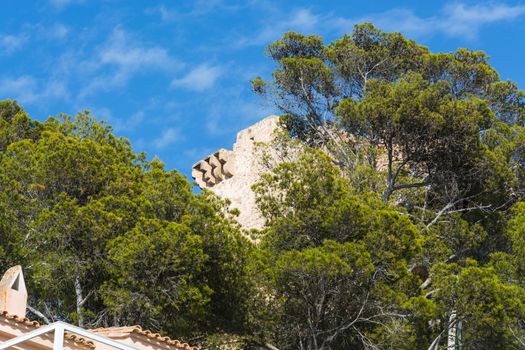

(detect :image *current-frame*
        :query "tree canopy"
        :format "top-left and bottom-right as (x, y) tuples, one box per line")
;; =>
(1, 22), (525, 350)
(0, 101), (254, 343)
(250, 23), (525, 349)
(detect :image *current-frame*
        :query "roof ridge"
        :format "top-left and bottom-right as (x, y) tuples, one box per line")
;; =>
(90, 325), (198, 350)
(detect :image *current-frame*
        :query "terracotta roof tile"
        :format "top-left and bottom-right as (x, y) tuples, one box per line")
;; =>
(0, 310), (96, 349)
(90, 325), (198, 350)
(0, 310), (197, 350)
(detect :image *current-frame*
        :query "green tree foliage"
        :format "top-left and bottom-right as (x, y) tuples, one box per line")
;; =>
(249, 151), (425, 349)
(249, 149), (525, 349)
(431, 261), (525, 349)
(1, 22), (525, 350)
(253, 23), (525, 212)
(251, 24), (525, 349)
(0, 100), (254, 343)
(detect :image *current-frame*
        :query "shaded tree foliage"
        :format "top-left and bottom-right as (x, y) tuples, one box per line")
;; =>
(253, 24), (525, 212)
(1, 22), (525, 350)
(0, 100), (254, 343)
(251, 24), (525, 350)
(249, 151), (424, 349)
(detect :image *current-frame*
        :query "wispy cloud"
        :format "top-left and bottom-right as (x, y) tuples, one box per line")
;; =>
(171, 64), (223, 91)
(0, 75), (68, 105)
(100, 29), (174, 68)
(86, 106), (114, 123)
(440, 3), (525, 38)
(153, 128), (183, 149)
(202, 77), (276, 136)
(80, 27), (183, 97)
(46, 23), (70, 40)
(83, 107), (146, 135)
(48, 0), (84, 10)
(0, 23), (69, 56)
(0, 33), (29, 54)
(235, 8), (321, 47)
(235, 2), (525, 47)
(333, 2), (525, 40)
(0, 76), (36, 103)
(147, 5), (176, 22)
(115, 110), (145, 133)
(145, 1), (242, 22)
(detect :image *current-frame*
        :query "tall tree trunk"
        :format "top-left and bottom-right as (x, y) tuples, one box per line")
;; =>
(448, 311), (462, 350)
(74, 275), (85, 328)
(382, 140), (394, 202)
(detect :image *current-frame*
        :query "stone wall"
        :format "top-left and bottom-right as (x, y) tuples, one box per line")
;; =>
(192, 115), (282, 230)
(191, 115), (395, 231)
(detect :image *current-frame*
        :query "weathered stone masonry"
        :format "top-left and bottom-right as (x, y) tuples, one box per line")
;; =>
(192, 116), (281, 230)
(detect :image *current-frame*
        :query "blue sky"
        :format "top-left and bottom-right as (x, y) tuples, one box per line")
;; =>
(1, 0), (525, 181)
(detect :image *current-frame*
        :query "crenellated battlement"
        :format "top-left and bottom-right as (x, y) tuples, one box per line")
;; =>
(191, 149), (235, 188)
(191, 115), (282, 230)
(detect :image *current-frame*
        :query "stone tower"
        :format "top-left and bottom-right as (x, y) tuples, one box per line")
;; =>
(192, 116), (282, 230)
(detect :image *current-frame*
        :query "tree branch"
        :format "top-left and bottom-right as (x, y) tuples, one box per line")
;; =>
(392, 180), (430, 191)
(26, 305), (51, 324)
(264, 343), (281, 350)
(297, 68), (355, 167)
(509, 326), (525, 348)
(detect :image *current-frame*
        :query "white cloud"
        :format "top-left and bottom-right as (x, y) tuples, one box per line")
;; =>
(0, 76), (37, 103)
(235, 2), (525, 47)
(82, 107), (146, 134)
(236, 8), (321, 47)
(128, 111), (145, 127)
(80, 27), (183, 97)
(440, 3), (525, 39)
(203, 82), (276, 136)
(153, 128), (183, 149)
(289, 8), (320, 30)
(333, 3), (525, 40)
(146, 1), (242, 22)
(0, 76), (68, 105)
(86, 106), (114, 123)
(0, 24), (69, 55)
(332, 9), (429, 37)
(145, 5), (176, 22)
(48, 0), (84, 10)
(47, 23), (70, 40)
(100, 29), (173, 68)
(171, 64), (223, 91)
(0, 33), (29, 54)
(42, 80), (69, 100)
(114, 110), (145, 133)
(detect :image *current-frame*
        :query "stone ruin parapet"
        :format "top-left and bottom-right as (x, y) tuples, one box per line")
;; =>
(191, 115), (282, 230)
(192, 149), (236, 188)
